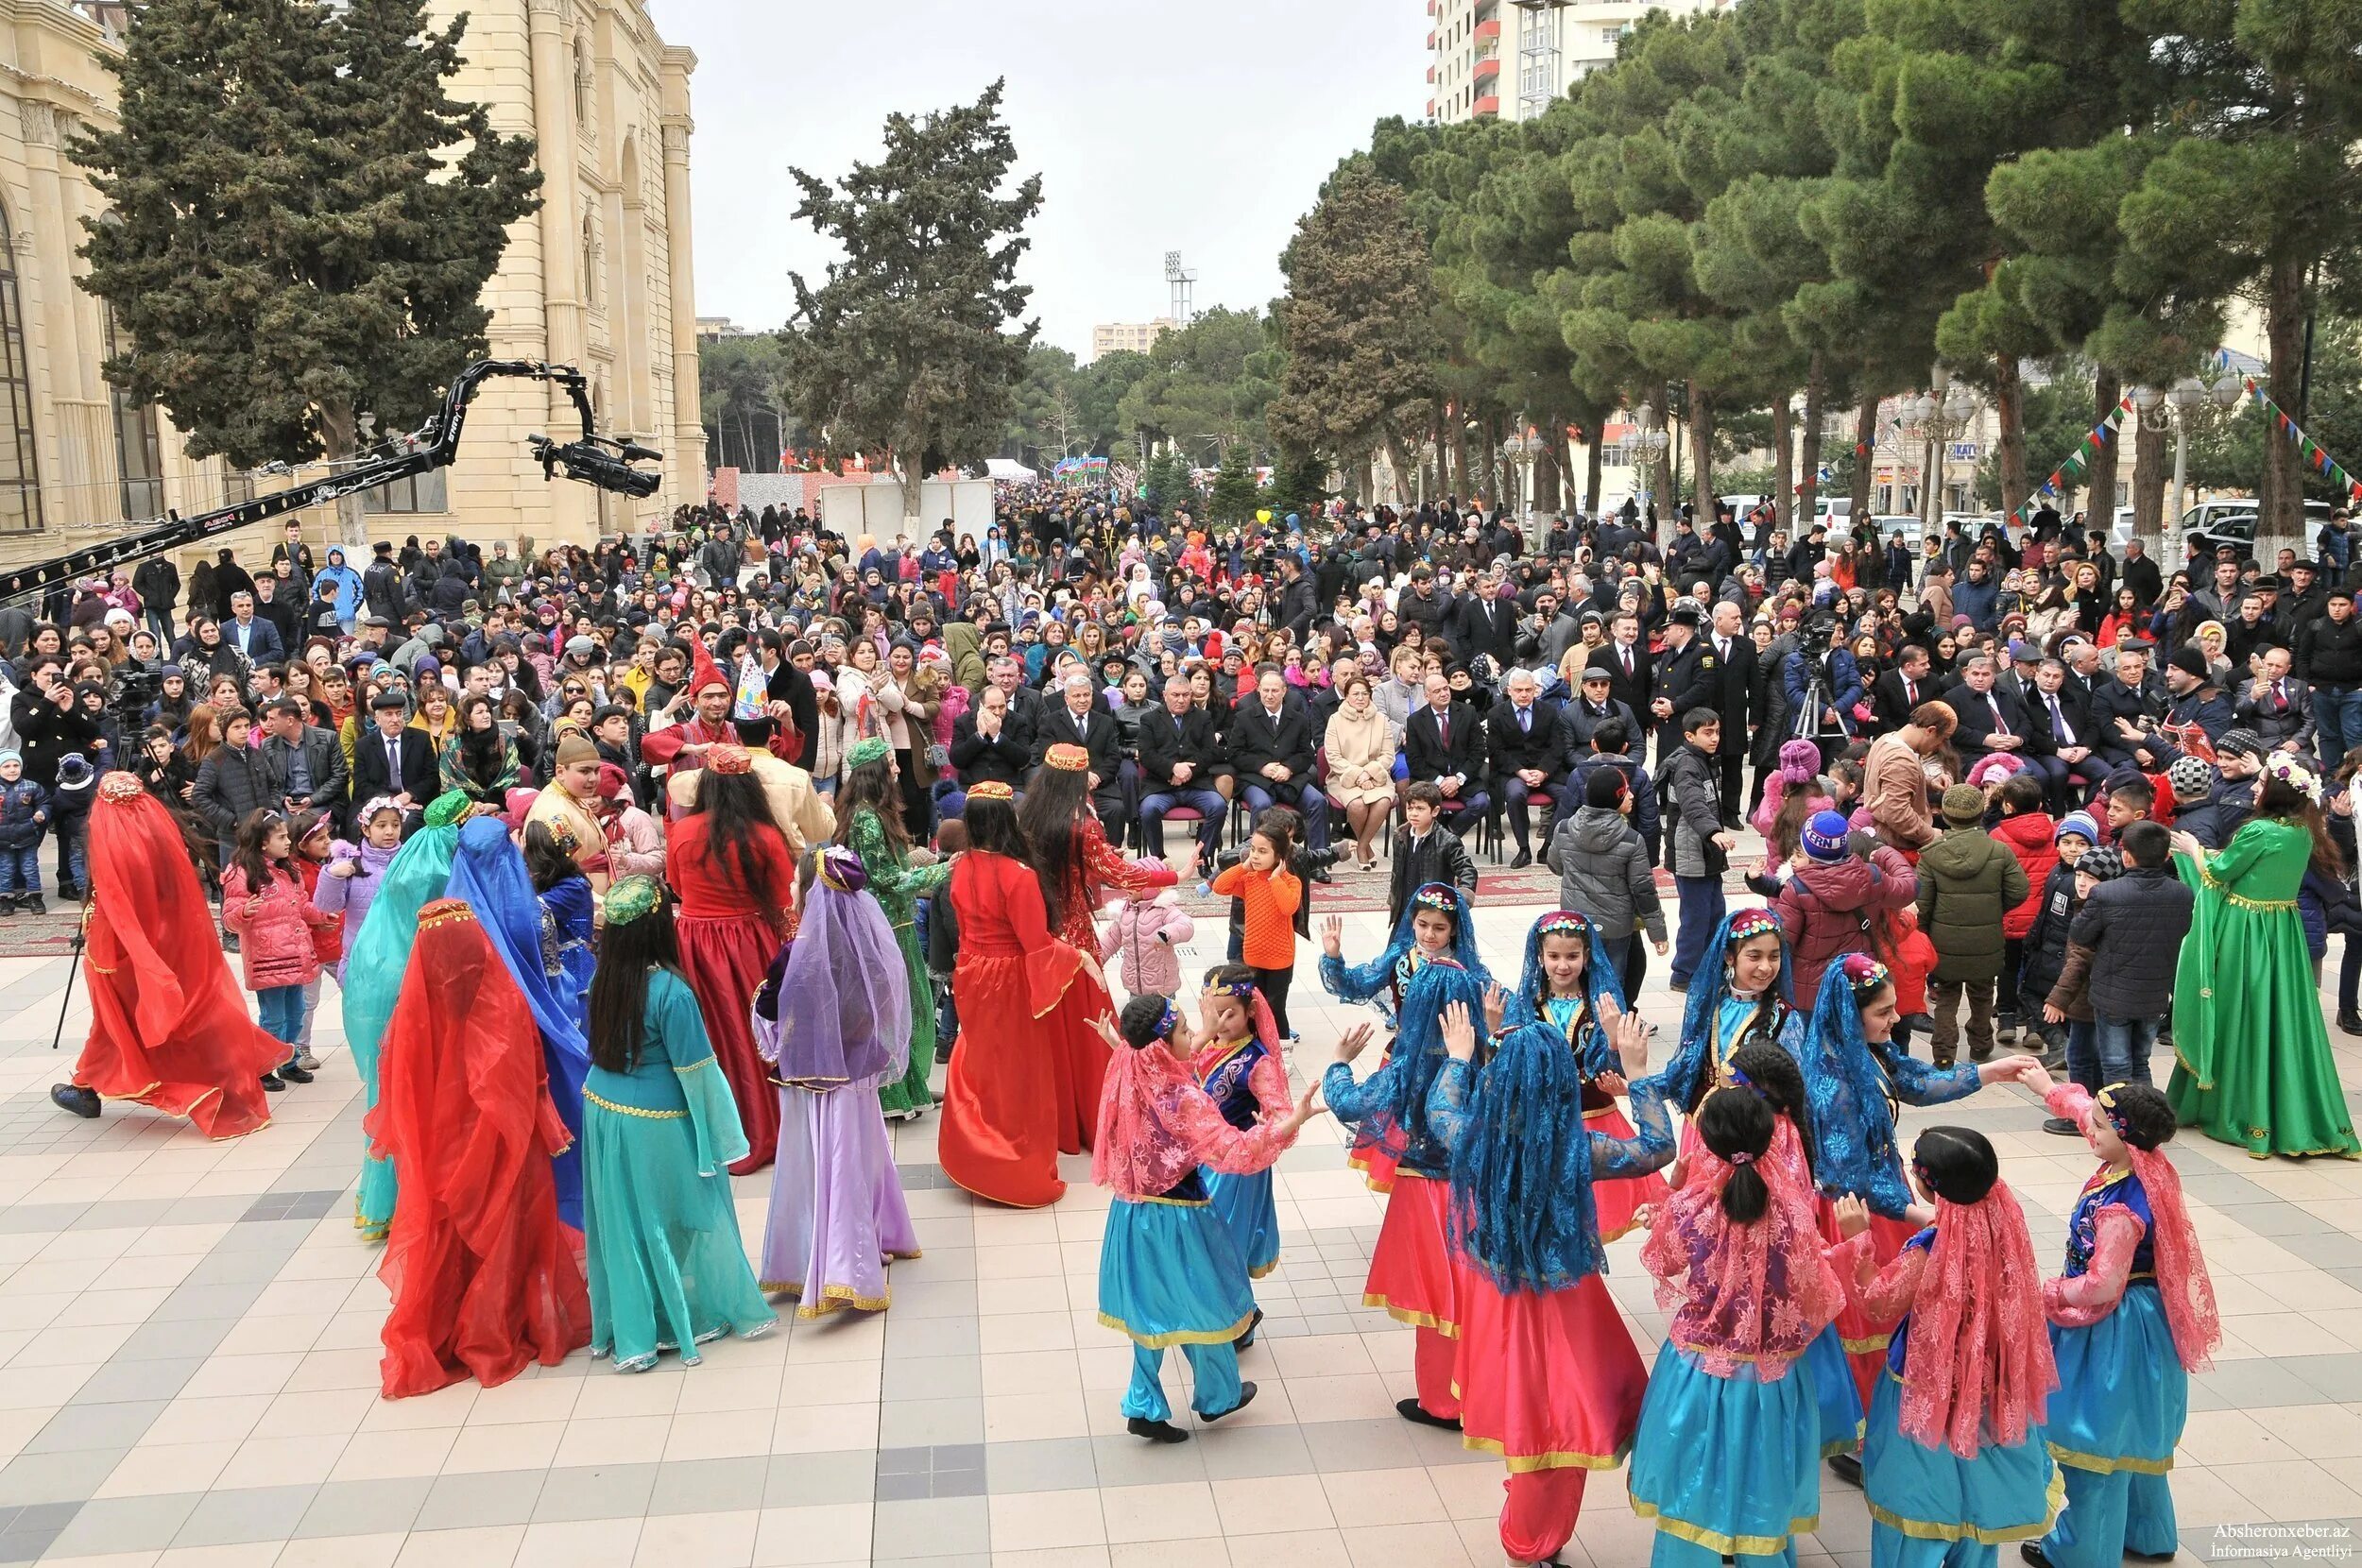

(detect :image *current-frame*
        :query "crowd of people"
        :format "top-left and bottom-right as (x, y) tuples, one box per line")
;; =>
(25, 484), (2349, 1568)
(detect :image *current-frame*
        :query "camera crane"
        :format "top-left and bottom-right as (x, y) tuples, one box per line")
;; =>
(0, 358), (663, 616)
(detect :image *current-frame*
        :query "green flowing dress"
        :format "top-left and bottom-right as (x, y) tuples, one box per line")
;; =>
(339, 793), (471, 1239)
(847, 807), (950, 1118)
(581, 966), (777, 1371)
(2168, 819), (2361, 1160)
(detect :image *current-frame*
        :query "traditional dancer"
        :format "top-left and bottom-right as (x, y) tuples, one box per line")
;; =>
(49, 774), (287, 1135)
(1503, 908), (1670, 1240)
(936, 782), (1097, 1207)
(1192, 965), (1292, 1339)
(1630, 1080), (1850, 1568)
(579, 875), (776, 1371)
(2016, 1072), (2218, 1568)
(1836, 1127), (2062, 1563)
(1428, 996), (1671, 1568)
(1322, 895), (1495, 1431)
(665, 743), (796, 1173)
(445, 815), (594, 1229)
(1096, 995), (1320, 1442)
(525, 820), (597, 1015)
(1020, 742), (1183, 1148)
(1318, 882), (1495, 1192)
(834, 739), (950, 1121)
(367, 898), (590, 1397)
(339, 791), (471, 1238)
(751, 848), (921, 1315)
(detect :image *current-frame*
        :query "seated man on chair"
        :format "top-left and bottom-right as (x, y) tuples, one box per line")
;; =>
(1403, 670), (1490, 842)
(1223, 664), (1332, 861)
(1485, 667), (1566, 868)
(1136, 673), (1225, 859)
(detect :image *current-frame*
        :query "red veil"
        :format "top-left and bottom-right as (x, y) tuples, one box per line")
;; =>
(73, 775), (285, 1137)
(365, 899), (589, 1397)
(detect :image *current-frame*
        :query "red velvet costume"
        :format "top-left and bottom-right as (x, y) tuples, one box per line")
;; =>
(367, 900), (589, 1398)
(1043, 820), (1175, 1149)
(665, 811), (795, 1173)
(69, 775), (285, 1137)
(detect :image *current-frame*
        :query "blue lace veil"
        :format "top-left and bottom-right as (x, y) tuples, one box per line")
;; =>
(1507, 910), (1627, 1077)
(1446, 1015), (1607, 1294)
(1325, 882), (1490, 1000)
(1382, 956), (1492, 1153)
(1805, 957), (1914, 1217)
(1653, 907), (1794, 1115)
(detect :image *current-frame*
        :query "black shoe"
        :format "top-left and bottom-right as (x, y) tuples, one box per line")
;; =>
(1827, 1452), (1863, 1488)
(1509, 848), (1532, 870)
(2340, 1011), (2362, 1038)
(1668, 979), (1689, 995)
(2044, 1116), (2082, 1137)
(48, 1084), (98, 1118)
(1201, 1382), (1257, 1423)
(1126, 1416), (1190, 1443)
(1395, 1396), (1461, 1431)
(277, 1064), (315, 1085)
(22, 895), (44, 916)
(1311, 867), (1332, 885)
(222, 933), (240, 954)
(258, 1072), (285, 1093)
(2019, 1542), (2055, 1568)
(1970, 1041), (1996, 1063)
(1234, 1307), (1264, 1353)
(2126, 1551), (2176, 1563)
(0, 897), (17, 920)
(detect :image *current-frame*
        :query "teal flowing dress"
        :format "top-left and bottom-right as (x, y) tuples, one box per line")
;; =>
(581, 966), (777, 1372)
(338, 819), (461, 1240)
(846, 807), (950, 1118)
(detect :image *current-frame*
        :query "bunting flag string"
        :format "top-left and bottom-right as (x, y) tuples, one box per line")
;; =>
(2009, 395), (2134, 527)
(2213, 349), (2362, 508)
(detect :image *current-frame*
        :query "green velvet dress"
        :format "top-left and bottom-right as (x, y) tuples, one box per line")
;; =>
(847, 806), (950, 1118)
(2168, 819), (2361, 1160)
(580, 967), (777, 1372)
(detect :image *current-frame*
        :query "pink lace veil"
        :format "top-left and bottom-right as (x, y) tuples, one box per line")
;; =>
(2127, 1142), (2222, 1372)
(1643, 1112), (1841, 1378)
(1902, 1179), (2059, 1458)
(1092, 1022), (1211, 1199)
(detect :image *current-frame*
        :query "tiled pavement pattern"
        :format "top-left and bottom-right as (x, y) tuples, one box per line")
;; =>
(0, 877), (2355, 1568)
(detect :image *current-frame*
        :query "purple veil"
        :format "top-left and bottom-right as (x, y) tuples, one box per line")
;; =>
(752, 846), (912, 1089)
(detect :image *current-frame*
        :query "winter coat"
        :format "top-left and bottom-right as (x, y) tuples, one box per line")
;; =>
(1914, 824), (2030, 983)
(312, 837), (398, 963)
(291, 858), (344, 966)
(1773, 843), (1919, 1000)
(1101, 890), (1195, 999)
(2046, 940), (2098, 1023)
(1657, 741), (1726, 879)
(2017, 861), (2082, 1011)
(221, 862), (333, 990)
(1571, 751), (1662, 864)
(192, 744), (287, 844)
(0, 777), (46, 850)
(1385, 825), (1476, 931)
(1543, 804), (1665, 946)
(2068, 864), (2195, 1019)
(1989, 810), (2059, 940)
(1890, 912), (1936, 1016)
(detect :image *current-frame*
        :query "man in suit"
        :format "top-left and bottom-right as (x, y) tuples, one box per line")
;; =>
(1944, 654), (2034, 769)
(1560, 666), (1639, 756)
(1702, 600), (1758, 817)
(1650, 601), (1719, 769)
(1404, 670), (1490, 842)
(1456, 576), (1521, 667)
(1224, 666), (1331, 853)
(260, 696), (347, 821)
(2025, 655), (2108, 808)
(1871, 643), (1937, 735)
(986, 656), (1045, 744)
(2233, 643), (2316, 757)
(1586, 610), (1653, 716)
(223, 590), (283, 666)
(950, 683), (1031, 797)
(349, 690), (436, 833)
(1486, 668), (1567, 866)
(1033, 671), (1127, 840)
(1136, 675), (1225, 859)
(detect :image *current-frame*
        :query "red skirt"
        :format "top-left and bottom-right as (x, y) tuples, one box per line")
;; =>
(1587, 1103), (1671, 1242)
(675, 912), (784, 1175)
(1816, 1196), (1919, 1404)
(1361, 1170), (1467, 1335)
(77, 945), (286, 1140)
(1045, 966), (1116, 1155)
(1456, 1271), (1646, 1470)
(939, 949), (1087, 1208)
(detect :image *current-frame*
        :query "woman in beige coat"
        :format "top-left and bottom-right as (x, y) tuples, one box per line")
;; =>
(1325, 674), (1399, 870)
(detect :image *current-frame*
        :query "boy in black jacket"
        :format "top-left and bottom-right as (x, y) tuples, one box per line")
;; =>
(1385, 782), (1478, 932)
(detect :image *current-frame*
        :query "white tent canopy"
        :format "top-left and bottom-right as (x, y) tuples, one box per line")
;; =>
(984, 458), (1036, 482)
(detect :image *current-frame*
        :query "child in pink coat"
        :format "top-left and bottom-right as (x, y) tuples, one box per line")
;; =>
(220, 809), (337, 1090)
(1102, 888), (1195, 1000)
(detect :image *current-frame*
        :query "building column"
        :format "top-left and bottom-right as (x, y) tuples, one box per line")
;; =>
(660, 47), (703, 511)
(21, 99), (108, 529)
(527, 0), (591, 540)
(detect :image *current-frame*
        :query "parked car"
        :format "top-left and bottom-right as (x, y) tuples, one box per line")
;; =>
(2177, 498), (2333, 559)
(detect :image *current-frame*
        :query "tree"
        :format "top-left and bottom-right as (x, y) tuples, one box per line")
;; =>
(76, 0), (541, 544)
(1207, 441), (1258, 523)
(1115, 308), (1280, 463)
(700, 332), (791, 472)
(776, 80), (1043, 523)
(1973, 371), (2091, 508)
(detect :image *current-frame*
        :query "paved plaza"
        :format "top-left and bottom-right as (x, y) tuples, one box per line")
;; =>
(0, 885), (2355, 1568)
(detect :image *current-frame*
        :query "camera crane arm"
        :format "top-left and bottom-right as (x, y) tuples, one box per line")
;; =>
(0, 358), (663, 614)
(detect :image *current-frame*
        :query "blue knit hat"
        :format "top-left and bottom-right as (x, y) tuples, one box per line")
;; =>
(1802, 810), (1851, 862)
(2055, 810), (2100, 846)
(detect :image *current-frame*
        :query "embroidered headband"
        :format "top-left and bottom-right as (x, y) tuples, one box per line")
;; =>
(2095, 1082), (2133, 1138)
(847, 737), (892, 770)
(1726, 907), (1780, 944)
(816, 845), (869, 894)
(1842, 953), (1891, 993)
(424, 790), (472, 829)
(1044, 742), (1090, 773)
(708, 743), (755, 775)
(967, 780), (1014, 802)
(1207, 971), (1259, 998)
(604, 874), (664, 927)
(96, 773), (143, 805)
(1157, 999), (1180, 1040)
(2264, 751), (2324, 805)
(1412, 882), (1461, 916)
(546, 821), (580, 854)
(1535, 910), (1594, 938)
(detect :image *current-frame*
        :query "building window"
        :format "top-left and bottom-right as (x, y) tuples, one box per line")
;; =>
(223, 468), (255, 507)
(362, 469), (448, 515)
(0, 204), (42, 535)
(582, 216), (599, 306)
(1602, 25), (1625, 42)
(573, 39), (590, 124)
(102, 310), (163, 522)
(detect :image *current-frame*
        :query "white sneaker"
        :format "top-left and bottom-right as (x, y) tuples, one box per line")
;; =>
(296, 1051), (319, 1072)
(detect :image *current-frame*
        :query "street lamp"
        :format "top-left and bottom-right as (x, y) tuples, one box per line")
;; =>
(1630, 401), (1669, 513)
(1502, 424), (1548, 545)
(1904, 376), (1977, 534)
(2153, 372), (2248, 545)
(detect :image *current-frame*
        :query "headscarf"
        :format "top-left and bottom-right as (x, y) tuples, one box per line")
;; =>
(1901, 1170), (2058, 1459)
(1803, 957), (1923, 1219)
(1445, 1017), (1618, 1295)
(1319, 882), (1490, 1017)
(1647, 907), (1794, 1116)
(341, 791), (472, 1134)
(754, 848), (910, 1089)
(1504, 909), (1625, 1077)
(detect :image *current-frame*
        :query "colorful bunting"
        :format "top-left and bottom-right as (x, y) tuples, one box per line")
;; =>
(2214, 349), (2362, 507)
(2010, 395), (2134, 526)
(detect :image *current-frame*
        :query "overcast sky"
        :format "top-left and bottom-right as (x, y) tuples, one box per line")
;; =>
(660, 0), (1429, 360)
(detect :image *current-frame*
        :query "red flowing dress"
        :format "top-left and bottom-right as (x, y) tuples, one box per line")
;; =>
(73, 780), (286, 1138)
(938, 850), (1094, 1208)
(367, 900), (589, 1398)
(1045, 823), (1175, 1150)
(666, 814), (795, 1174)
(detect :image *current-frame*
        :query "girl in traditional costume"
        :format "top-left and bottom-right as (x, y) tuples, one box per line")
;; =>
(1321, 892), (1495, 1430)
(525, 820), (597, 1016)
(1096, 994), (1319, 1443)
(446, 815), (594, 1229)
(834, 739), (950, 1122)
(1835, 1127), (2062, 1564)
(1192, 964), (1292, 1342)
(1427, 995), (1671, 1568)
(579, 875), (776, 1372)
(1629, 1080), (1850, 1568)
(1317, 883), (1494, 1192)
(2015, 1074), (2218, 1568)
(1503, 908), (1669, 1240)
(665, 742), (797, 1173)
(339, 791), (471, 1238)
(48, 774), (287, 1136)
(936, 783), (1101, 1208)
(368, 898), (590, 1397)
(752, 848), (921, 1315)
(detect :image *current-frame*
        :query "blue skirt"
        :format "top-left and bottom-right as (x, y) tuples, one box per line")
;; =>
(1097, 1198), (1256, 1349)
(1628, 1346), (1823, 1556)
(1204, 1167), (1280, 1280)
(1805, 1322), (1866, 1457)
(2047, 1283), (2182, 1474)
(1864, 1370), (2062, 1545)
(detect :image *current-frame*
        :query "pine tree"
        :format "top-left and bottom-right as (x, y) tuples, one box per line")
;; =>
(779, 81), (1043, 525)
(1207, 441), (1258, 523)
(76, 0), (541, 542)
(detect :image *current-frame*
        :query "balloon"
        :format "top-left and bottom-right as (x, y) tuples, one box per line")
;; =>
(1256, 509), (1272, 524)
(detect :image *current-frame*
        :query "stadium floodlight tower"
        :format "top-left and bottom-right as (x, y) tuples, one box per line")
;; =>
(1513, 0), (1573, 120)
(1164, 251), (1196, 326)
